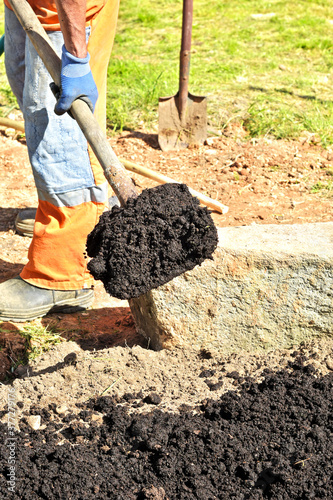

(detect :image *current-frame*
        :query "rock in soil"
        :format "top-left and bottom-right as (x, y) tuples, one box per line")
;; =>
(0, 356), (332, 499)
(86, 183), (218, 299)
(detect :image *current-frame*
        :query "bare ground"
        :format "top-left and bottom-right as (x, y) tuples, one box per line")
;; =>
(0, 122), (332, 413)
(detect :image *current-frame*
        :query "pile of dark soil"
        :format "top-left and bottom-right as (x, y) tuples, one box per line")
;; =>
(1, 356), (332, 499)
(86, 183), (218, 299)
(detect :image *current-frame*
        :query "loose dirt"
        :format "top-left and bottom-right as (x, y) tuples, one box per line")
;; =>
(1, 352), (333, 499)
(87, 183), (218, 299)
(0, 123), (333, 499)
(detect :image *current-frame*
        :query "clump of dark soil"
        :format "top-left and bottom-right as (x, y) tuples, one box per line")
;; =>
(86, 183), (218, 299)
(1, 357), (333, 499)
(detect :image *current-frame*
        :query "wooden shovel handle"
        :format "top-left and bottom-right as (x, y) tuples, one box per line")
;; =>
(120, 158), (229, 215)
(178, 0), (193, 121)
(7, 0), (137, 206)
(181, 0), (193, 52)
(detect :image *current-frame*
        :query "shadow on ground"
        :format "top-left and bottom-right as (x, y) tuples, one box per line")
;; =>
(118, 131), (159, 149)
(0, 259), (24, 283)
(1, 306), (146, 382)
(0, 207), (21, 231)
(42, 306), (145, 352)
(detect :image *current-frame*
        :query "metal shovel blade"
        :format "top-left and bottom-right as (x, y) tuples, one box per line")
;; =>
(158, 91), (207, 151)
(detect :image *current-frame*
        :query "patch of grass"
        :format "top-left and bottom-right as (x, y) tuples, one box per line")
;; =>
(106, 59), (166, 131)
(12, 324), (64, 371)
(106, 0), (333, 142)
(310, 180), (333, 196)
(1, 1), (333, 144)
(244, 94), (333, 146)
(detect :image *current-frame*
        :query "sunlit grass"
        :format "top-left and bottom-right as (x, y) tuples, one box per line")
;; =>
(1, 1), (333, 143)
(0, 322), (64, 373)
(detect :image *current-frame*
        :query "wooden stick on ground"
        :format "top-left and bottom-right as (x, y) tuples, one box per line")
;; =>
(0, 117), (25, 133)
(120, 158), (229, 214)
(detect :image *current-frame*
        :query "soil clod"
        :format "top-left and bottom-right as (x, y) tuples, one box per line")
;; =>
(86, 183), (218, 299)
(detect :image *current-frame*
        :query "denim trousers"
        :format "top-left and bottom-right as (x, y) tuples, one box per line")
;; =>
(4, 5), (110, 289)
(4, 6), (107, 206)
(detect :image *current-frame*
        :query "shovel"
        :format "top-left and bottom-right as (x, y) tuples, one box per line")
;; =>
(158, 0), (207, 151)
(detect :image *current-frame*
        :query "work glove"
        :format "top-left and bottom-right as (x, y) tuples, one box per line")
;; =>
(54, 45), (98, 116)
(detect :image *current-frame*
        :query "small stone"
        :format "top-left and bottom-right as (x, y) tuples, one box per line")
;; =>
(27, 415), (41, 430)
(310, 360), (322, 371)
(326, 358), (333, 371)
(205, 137), (216, 146)
(141, 485), (166, 499)
(55, 405), (68, 415)
(14, 365), (29, 378)
(91, 413), (104, 424)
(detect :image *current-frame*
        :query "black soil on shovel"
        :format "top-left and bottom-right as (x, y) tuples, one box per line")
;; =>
(86, 183), (218, 299)
(1, 357), (333, 499)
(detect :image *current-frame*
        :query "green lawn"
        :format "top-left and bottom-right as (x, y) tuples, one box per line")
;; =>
(1, 1), (333, 144)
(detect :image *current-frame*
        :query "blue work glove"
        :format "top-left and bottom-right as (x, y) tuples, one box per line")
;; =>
(54, 45), (98, 116)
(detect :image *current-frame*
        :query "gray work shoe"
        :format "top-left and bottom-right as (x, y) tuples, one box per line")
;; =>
(0, 276), (94, 322)
(15, 208), (37, 237)
(14, 197), (120, 238)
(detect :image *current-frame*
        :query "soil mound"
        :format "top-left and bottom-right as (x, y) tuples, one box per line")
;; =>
(1, 358), (332, 499)
(86, 183), (218, 299)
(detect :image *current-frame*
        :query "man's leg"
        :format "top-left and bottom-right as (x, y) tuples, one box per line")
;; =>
(19, 27), (108, 291)
(0, 3), (118, 321)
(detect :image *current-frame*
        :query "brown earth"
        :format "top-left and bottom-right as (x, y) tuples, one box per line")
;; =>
(0, 122), (332, 407)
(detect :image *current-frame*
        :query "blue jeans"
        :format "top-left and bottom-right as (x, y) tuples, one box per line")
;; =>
(4, 6), (107, 207)
(4, 6), (108, 290)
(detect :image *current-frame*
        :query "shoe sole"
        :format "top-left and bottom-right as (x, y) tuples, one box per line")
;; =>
(15, 210), (37, 238)
(15, 220), (34, 238)
(0, 291), (94, 322)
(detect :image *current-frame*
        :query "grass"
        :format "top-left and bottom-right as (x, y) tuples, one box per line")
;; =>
(0, 322), (64, 373)
(18, 324), (63, 360)
(1, 1), (333, 143)
(310, 179), (333, 195)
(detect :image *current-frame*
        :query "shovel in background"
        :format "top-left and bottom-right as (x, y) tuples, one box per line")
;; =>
(158, 0), (207, 151)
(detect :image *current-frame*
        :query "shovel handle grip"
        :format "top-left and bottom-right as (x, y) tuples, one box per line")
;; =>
(179, 0), (193, 121)
(7, 0), (137, 206)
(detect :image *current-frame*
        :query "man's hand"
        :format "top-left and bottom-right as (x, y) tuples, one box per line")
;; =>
(54, 45), (98, 115)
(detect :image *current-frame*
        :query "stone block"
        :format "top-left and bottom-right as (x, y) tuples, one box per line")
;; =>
(130, 222), (333, 352)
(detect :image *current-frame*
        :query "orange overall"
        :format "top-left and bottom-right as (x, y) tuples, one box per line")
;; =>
(4, 0), (119, 290)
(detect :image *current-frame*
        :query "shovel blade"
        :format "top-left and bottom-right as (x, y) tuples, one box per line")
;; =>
(158, 91), (207, 151)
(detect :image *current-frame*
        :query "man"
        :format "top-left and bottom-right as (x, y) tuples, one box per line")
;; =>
(1, 0), (119, 321)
